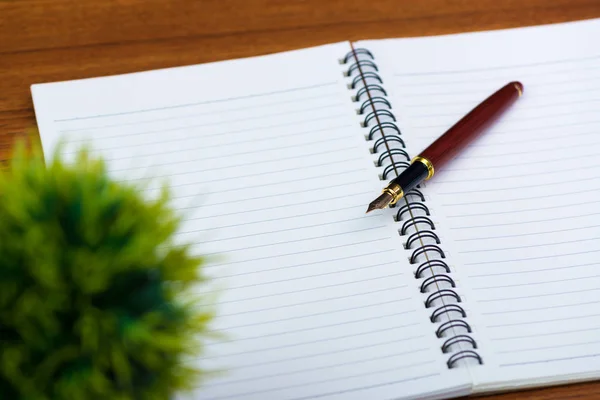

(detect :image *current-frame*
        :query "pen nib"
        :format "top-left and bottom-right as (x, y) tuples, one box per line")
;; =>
(366, 192), (394, 213)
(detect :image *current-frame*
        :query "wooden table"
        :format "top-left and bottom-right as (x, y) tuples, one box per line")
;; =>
(2, 0), (600, 398)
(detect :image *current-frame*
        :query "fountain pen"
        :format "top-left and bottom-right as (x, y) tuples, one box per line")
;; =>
(367, 81), (523, 213)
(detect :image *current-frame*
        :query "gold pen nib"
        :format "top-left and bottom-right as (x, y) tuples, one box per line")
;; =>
(366, 192), (394, 213)
(366, 183), (404, 213)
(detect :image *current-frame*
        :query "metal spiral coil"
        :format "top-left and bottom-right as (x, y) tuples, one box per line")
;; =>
(342, 47), (483, 369)
(430, 304), (467, 323)
(447, 351), (484, 369)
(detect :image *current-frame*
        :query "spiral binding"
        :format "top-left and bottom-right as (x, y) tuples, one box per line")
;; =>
(341, 47), (483, 370)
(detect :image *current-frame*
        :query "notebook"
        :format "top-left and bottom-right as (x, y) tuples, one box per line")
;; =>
(29, 17), (600, 400)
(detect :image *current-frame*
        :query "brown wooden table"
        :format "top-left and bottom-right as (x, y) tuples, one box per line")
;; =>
(2, 0), (600, 398)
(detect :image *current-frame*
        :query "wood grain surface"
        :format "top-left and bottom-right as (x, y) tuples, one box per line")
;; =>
(1, 0), (600, 398)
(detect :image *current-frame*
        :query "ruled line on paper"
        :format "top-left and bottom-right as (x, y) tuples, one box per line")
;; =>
(207, 361), (438, 400)
(442, 186), (600, 207)
(491, 325), (600, 341)
(208, 252), (393, 282)
(217, 302), (414, 331)
(86, 116), (354, 156)
(393, 64), (600, 87)
(206, 345), (429, 387)
(487, 313), (600, 328)
(210, 359), (435, 396)
(197, 214), (380, 245)
(412, 97), (600, 119)
(217, 292), (412, 318)
(439, 163), (600, 186)
(452, 138), (600, 161)
(481, 299), (600, 316)
(110, 132), (356, 173)
(202, 276), (407, 306)
(177, 204), (367, 232)
(203, 323), (419, 358)
(184, 185), (369, 213)
(467, 129), (599, 149)
(404, 97), (600, 109)
(477, 287), (600, 303)
(181, 189), (372, 221)
(463, 249), (600, 266)
(450, 212), (600, 230)
(154, 168), (369, 195)
(108, 127), (354, 171)
(214, 309), (415, 344)
(472, 273), (600, 290)
(498, 339), (600, 354)
(421, 118), (600, 141)
(212, 266), (403, 293)
(440, 177), (600, 196)
(60, 96), (343, 133)
(121, 154), (360, 185)
(402, 83), (600, 102)
(101, 130), (352, 164)
(204, 332), (426, 369)
(396, 74), (600, 94)
(442, 149), (600, 173)
(458, 236), (600, 254)
(121, 155), (362, 185)
(53, 81), (339, 122)
(392, 53), (600, 76)
(174, 182), (370, 209)
(499, 353), (600, 368)
(405, 94), (600, 115)
(446, 199), (600, 218)
(204, 260), (399, 293)
(67, 111), (349, 149)
(468, 262), (598, 278)
(205, 237), (389, 269)
(288, 373), (441, 400)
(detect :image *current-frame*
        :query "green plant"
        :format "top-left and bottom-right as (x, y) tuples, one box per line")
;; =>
(0, 143), (214, 400)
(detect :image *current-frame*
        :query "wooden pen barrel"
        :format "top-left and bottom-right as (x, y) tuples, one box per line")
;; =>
(420, 81), (522, 172)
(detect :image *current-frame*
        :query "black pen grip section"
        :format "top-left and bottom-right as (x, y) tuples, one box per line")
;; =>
(342, 47), (482, 370)
(390, 162), (429, 195)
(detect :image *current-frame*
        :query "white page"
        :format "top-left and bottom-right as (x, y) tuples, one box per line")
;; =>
(31, 43), (470, 400)
(357, 18), (600, 393)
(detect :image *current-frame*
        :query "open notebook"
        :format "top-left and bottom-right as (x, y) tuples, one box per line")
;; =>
(30, 18), (600, 400)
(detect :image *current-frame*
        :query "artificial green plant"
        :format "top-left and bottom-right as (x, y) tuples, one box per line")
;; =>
(0, 142), (214, 400)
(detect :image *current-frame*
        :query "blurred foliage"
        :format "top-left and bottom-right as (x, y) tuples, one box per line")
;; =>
(0, 142), (214, 399)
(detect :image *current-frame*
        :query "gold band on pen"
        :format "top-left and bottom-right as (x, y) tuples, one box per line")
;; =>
(412, 156), (435, 180)
(383, 183), (404, 205)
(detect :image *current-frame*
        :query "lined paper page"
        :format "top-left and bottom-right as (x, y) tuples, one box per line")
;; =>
(31, 43), (464, 400)
(358, 19), (600, 392)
